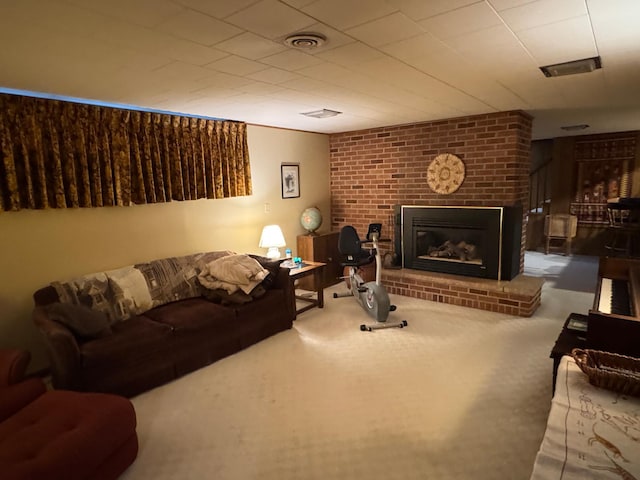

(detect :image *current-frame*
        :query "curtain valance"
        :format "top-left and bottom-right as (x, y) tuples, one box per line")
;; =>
(0, 93), (252, 211)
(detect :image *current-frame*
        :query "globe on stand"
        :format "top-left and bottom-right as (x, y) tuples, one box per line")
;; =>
(300, 207), (322, 235)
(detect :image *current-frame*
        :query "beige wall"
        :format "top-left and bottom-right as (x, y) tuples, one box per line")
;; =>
(0, 124), (330, 371)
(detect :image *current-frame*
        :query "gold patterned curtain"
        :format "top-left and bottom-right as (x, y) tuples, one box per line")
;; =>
(0, 93), (252, 211)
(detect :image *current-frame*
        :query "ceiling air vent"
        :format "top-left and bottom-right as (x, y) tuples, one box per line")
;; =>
(284, 33), (326, 49)
(540, 56), (602, 77)
(561, 124), (590, 131)
(301, 109), (342, 119)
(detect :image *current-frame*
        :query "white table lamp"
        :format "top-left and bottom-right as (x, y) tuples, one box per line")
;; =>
(259, 225), (286, 259)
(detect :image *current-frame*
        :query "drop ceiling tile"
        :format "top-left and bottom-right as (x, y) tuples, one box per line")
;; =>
(345, 12), (425, 47)
(419, 2), (503, 40)
(192, 71), (257, 91)
(488, 0), (538, 11)
(0, 0), (108, 38)
(152, 61), (219, 82)
(225, 0), (316, 39)
(504, 79), (564, 110)
(315, 42), (385, 66)
(64, 0), (186, 28)
(589, 0), (640, 53)
(381, 33), (447, 62)
(278, 77), (341, 97)
(154, 42), (229, 67)
(409, 48), (480, 83)
(300, 0), (397, 30)
(498, 0), (587, 32)
(192, 79), (250, 95)
(171, 0), (261, 19)
(296, 62), (364, 88)
(442, 24), (536, 74)
(247, 67), (303, 84)
(261, 50), (325, 70)
(214, 32), (288, 60)
(204, 55), (269, 75)
(88, 19), (229, 66)
(516, 15), (597, 66)
(82, 40), (173, 73)
(356, 57), (491, 113)
(155, 10), (242, 46)
(385, 0), (481, 21)
(554, 71), (608, 108)
(280, 0), (316, 8)
(237, 82), (287, 95)
(267, 88), (329, 106)
(444, 24), (518, 52)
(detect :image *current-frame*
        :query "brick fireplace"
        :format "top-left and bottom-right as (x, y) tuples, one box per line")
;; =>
(329, 110), (543, 317)
(399, 205), (522, 281)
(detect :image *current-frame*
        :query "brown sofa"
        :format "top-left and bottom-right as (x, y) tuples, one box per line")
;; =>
(0, 349), (138, 480)
(32, 251), (296, 397)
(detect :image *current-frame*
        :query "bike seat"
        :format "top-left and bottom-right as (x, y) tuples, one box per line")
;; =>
(337, 226), (374, 267)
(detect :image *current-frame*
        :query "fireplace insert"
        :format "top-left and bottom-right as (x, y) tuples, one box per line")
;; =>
(395, 205), (522, 280)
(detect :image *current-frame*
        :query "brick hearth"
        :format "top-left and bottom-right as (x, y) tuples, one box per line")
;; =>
(382, 268), (543, 317)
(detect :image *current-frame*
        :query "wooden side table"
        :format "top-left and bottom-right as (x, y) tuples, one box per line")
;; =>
(296, 232), (341, 290)
(288, 261), (326, 316)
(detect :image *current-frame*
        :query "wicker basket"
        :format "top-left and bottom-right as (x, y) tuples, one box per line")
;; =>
(572, 348), (640, 397)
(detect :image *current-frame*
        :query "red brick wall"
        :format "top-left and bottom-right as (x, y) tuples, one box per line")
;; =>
(329, 110), (533, 273)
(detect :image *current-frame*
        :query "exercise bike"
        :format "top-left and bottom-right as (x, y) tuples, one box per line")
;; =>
(333, 224), (408, 332)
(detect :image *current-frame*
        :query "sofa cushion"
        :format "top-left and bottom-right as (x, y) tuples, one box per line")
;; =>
(201, 288), (255, 304)
(143, 298), (238, 333)
(45, 303), (113, 339)
(80, 317), (173, 370)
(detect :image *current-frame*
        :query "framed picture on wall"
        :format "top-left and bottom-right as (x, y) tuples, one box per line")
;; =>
(281, 164), (300, 199)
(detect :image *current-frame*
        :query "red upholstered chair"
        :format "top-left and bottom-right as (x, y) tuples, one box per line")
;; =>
(0, 349), (138, 480)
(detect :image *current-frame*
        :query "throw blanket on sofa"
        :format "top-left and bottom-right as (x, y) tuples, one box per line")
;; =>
(198, 254), (268, 295)
(50, 251), (234, 323)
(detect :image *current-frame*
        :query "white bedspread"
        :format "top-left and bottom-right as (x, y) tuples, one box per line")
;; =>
(530, 355), (640, 479)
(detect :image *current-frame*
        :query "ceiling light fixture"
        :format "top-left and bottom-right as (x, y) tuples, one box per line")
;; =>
(301, 109), (342, 119)
(540, 56), (602, 77)
(284, 33), (326, 49)
(560, 124), (590, 131)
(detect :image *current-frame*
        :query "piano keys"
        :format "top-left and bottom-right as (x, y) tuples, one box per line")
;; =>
(597, 277), (631, 316)
(588, 256), (640, 358)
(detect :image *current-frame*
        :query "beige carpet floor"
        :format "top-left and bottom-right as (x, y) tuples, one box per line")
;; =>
(120, 252), (598, 480)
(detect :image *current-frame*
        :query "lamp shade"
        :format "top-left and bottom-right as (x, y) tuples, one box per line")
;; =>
(259, 224), (286, 259)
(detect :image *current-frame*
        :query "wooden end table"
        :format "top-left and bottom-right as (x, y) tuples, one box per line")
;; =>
(288, 261), (326, 316)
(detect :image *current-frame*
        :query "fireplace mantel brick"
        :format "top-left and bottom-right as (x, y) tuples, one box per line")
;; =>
(382, 268), (543, 317)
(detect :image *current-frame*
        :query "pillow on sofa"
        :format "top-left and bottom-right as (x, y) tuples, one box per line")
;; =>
(105, 265), (153, 320)
(45, 303), (113, 339)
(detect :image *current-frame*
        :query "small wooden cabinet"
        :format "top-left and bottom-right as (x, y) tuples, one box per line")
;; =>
(296, 232), (341, 290)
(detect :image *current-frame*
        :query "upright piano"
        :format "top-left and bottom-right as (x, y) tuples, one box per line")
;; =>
(588, 256), (640, 357)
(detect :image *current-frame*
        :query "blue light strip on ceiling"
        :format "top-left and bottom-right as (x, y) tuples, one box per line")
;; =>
(0, 87), (227, 122)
